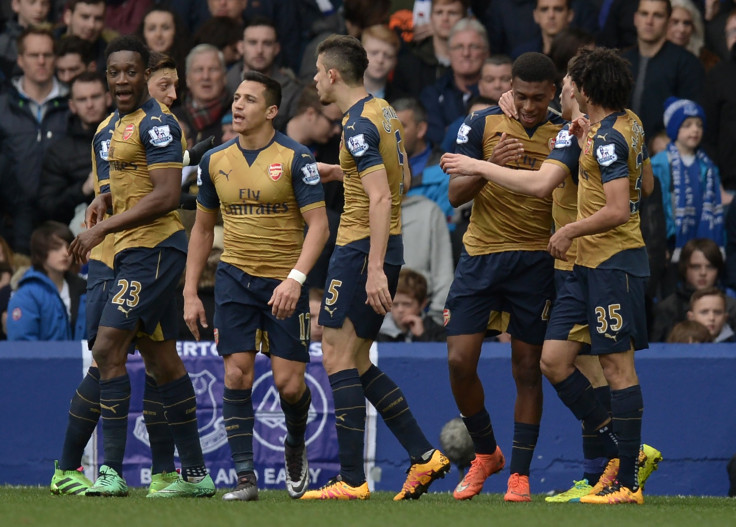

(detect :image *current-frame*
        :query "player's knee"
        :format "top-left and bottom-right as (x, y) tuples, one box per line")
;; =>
(447, 351), (475, 381)
(540, 355), (565, 384)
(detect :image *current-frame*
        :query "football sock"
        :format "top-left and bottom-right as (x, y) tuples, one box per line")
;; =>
(281, 386), (311, 448)
(329, 369), (366, 486)
(461, 408), (498, 455)
(582, 386), (612, 484)
(143, 374), (176, 474)
(223, 387), (255, 474)
(99, 373), (131, 476)
(59, 366), (100, 471)
(554, 369), (618, 456)
(509, 422), (539, 476)
(611, 385), (643, 490)
(360, 364), (432, 462)
(158, 374), (206, 480)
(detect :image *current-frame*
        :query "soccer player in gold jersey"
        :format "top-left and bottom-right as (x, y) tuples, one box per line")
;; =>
(301, 34), (450, 501)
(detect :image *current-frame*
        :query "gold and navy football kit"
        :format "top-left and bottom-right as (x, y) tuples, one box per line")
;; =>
(444, 107), (564, 344)
(196, 132), (325, 359)
(99, 97), (187, 340)
(86, 111), (118, 345)
(546, 110), (649, 353)
(320, 95), (408, 339)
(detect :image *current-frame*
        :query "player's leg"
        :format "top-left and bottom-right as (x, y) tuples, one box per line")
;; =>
(272, 356), (311, 499)
(505, 338), (543, 502)
(219, 350), (258, 502)
(51, 360), (99, 495)
(84, 325), (137, 497)
(139, 338), (215, 498)
(576, 355), (610, 487)
(141, 370), (177, 495)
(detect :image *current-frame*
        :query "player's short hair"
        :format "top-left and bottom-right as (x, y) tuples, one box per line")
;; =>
(678, 238), (724, 281)
(666, 319), (713, 343)
(511, 52), (557, 87)
(392, 97), (427, 124)
(568, 47), (632, 111)
(105, 35), (150, 68)
(466, 94), (496, 112)
(549, 28), (595, 76)
(30, 221), (74, 273)
(56, 35), (94, 63)
(317, 35), (368, 86)
(396, 268), (428, 304)
(69, 70), (106, 95)
(17, 25), (55, 56)
(242, 70), (282, 108)
(689, 286), (727, 311)
(149, 51), (177, 73)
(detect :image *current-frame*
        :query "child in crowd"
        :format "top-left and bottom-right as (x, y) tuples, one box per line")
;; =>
(651, 98), (726, 269)
(666, 319), (713, 343)
(362, 24), (403, 101)
(651, 238), (736, 341)
(687, 287), (736, 343)
(378, 268), (446, 342)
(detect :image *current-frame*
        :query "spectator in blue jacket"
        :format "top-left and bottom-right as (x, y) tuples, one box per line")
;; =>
(7, 221), (86, 341)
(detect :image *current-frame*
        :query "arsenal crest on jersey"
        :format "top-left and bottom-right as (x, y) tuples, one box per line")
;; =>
(268, 163), (282, 181)
(123, 123), (135, 140)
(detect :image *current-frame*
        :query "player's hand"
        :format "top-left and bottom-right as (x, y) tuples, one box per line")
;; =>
(268, 278), (301, 320)
(440, 153), (485, 177)
(568, 116), (590, 143)
(489, 133), (523, 165)
(366, 269), (392, 315)
(317, 162), (344, 183)
(69, 225), (105, 264)
(183, 293), (208, 341)
(184, 135), (216, 166)
(402, 314), (424, 337)
(497, 90), (517, 119)
(548, 225), (573, 261)
(85, 193), (110, 228)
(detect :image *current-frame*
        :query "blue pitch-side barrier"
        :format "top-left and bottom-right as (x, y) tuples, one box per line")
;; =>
(0, 341), (734, 496)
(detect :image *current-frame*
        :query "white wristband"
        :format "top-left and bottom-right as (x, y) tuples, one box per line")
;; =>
(287, 269), (307, 285)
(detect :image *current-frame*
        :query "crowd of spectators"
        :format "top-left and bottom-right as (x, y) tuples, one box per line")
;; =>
(1, 0), (736, 345)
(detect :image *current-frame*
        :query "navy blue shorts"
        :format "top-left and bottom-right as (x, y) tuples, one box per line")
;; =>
(546, 265), (648, 354)
(213, 262), (310, 362)
(98, 245), (185, 341)
(86, 278), (110, 347)
(553, 269), (592, 354)
(444, 250), (554, 345)
(318, 244), (401, 340)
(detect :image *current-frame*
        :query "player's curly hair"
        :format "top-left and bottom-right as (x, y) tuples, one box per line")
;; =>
(104, 35), (150, 69)
(317, 35), (368, 86)
(568, 47), (632, 111)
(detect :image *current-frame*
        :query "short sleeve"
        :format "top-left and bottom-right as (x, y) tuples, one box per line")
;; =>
(196, 151), (219, 211)
(290, 145), (325, 210)
(344, 117), (383, 175)
(595, 129), (630, 184)
(140, 112), (184, 168)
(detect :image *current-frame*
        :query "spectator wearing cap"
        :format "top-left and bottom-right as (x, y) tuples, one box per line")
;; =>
(651, 97), (725, 266)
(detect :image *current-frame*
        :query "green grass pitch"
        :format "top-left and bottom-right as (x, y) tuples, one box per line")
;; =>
(1, 487), (734, 527)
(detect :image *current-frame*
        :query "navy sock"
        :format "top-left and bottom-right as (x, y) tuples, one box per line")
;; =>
(281, 386), (311, 448)
(60, 367), (100, 471)
(223, 387), (255, 474)
(360, 365), (432, 462)
(99, 373), (130, 475)
(611, 385), (643, 490)
(554, 369), (617, 456)
(158, 374), (206, 480)
(509, 422), (539, 476)
(582, 386), (612, 484)
(143, 374), (175, 474)
(461, 408), (497, 455)
(329, 369), (366, 486)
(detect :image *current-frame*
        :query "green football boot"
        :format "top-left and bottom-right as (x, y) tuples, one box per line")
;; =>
(50, 460), (93, 495)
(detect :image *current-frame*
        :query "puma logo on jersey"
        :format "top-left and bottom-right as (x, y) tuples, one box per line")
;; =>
(150, 115), (162, 123)
(219, 169), (232, 180)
